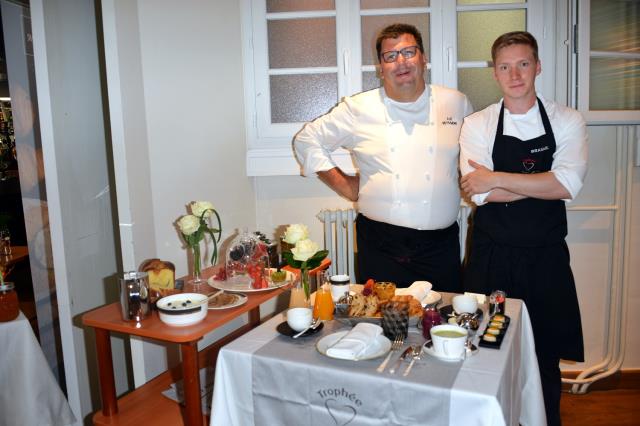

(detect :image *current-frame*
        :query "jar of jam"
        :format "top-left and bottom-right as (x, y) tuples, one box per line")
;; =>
(0, 282), (19, 322)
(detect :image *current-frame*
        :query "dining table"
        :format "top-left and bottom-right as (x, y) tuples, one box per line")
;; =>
(0, 312), (76, 426)
(210, 293), (545, 426)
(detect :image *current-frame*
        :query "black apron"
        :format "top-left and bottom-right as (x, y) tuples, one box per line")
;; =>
(464, 99), (584, 361)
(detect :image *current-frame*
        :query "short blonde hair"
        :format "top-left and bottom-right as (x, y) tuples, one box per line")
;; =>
(491, 31), (539, 64)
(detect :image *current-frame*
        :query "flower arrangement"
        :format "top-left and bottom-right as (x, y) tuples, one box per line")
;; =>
(281, 224), (328, 300)
(177, 201), (222, 282)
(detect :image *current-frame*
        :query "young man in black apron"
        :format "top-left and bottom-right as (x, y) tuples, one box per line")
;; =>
(459, 32), (588, 426)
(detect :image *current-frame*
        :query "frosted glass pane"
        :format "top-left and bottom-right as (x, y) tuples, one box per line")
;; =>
(361, 14), (430, 66)
(270, 74), (338, 123)
(589, 58), (640, 110)
(458, 10), (526, 62)
(458, 0), (524, 4)
(458, 67), (502, 111)
(363, 71), (381, 92)
(267, 0), (334, 13)
(269, 18), (336, 68)
(591, 0), (640, 53)
(361, 0), (429, 8)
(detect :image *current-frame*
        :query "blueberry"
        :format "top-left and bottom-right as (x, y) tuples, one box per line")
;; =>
(182, 302), (187, 307)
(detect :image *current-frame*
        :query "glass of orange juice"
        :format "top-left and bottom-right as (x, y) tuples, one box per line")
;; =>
(313, 271), (334, 320)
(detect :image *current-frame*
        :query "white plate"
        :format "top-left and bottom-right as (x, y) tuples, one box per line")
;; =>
(207, 292), (248, 310)
(207, 268), (294, 293)
(316, 330), (391, 361)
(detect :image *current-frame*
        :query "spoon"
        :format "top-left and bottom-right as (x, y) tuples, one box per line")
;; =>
(292, 319), (322, 339)
(402, 344), (423, 377)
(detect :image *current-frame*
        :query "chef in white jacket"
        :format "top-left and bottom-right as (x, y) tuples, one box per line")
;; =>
(294, 23), (472, 291)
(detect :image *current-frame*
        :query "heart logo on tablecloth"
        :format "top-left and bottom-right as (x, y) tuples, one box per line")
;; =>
(324, 398), (357, 426)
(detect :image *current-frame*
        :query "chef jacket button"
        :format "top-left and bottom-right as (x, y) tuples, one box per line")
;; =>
(395, 174), (400, 179)
(423, 200), (428, 204)
(428, 146), (434, 154)
(390, 147), (396, 153)
(425, 174), (431, 181)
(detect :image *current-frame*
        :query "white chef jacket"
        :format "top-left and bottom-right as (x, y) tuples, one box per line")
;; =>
(294, 85), (473, 230)
(459, 95), (588, 206)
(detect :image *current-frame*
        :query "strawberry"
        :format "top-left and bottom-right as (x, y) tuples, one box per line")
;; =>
(362, 278), (375, 296)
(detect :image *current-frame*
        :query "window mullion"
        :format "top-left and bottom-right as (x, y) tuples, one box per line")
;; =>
(436, 0), (456, 88)
(576, 0), (591, 113)
(336, 0), (359, 97)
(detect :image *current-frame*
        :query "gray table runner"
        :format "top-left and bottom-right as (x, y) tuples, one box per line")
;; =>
(251, 321), (462, 426)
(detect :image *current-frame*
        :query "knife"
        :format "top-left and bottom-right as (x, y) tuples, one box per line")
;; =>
(389, 346), (413, 374)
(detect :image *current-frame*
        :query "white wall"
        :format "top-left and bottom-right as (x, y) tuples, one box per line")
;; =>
(103, 0), (261, 383)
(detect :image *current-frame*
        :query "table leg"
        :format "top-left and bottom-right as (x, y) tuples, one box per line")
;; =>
(180, 341), (202, 426)
(248, 306), (260, 327)
(95, 328), (118, 416)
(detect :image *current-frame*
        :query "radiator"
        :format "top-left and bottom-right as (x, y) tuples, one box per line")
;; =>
(316, 209), (357, 282)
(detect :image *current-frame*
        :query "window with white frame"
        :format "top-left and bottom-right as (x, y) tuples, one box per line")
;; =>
(576, 0), (640, 123)
(242, 0), (547, 176)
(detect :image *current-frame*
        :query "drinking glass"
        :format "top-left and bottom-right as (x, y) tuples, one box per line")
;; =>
(420, 306), (441, 340)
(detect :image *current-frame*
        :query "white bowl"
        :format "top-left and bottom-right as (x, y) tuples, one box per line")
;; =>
(157, 293), (208, 327)
(452, 294), (478, 314)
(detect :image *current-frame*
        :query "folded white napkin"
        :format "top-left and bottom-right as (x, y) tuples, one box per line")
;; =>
(395, 281), (432, 303)
(326, 323), (383, 360)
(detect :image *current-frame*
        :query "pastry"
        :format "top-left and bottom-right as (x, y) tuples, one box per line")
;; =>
(374, 281), (396, 302)
(483, 334), (497, 342)
(139, 258), (175, 291)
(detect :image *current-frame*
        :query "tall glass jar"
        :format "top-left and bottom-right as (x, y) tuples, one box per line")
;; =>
(0, 282), (19, 322)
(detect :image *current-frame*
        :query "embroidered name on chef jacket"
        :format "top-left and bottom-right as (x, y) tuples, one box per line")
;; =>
(441, 116), (458, 125)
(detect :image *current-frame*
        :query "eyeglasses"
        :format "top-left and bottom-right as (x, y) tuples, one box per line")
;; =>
(380, 46), (419, 63)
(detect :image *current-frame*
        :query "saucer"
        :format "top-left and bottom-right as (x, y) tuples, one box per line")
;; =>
(276, 321), (324, 338)
(422, 340), (478, 362)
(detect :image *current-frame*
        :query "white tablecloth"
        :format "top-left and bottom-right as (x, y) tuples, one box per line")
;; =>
(210, 298), (545, 426)
(0, 312), (75, 426)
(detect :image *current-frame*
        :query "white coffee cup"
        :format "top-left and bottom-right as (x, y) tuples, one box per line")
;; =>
(452, 294), (478, 314)
(430, 324), (467, 359)
(286, 307), (313, 331)
(329, 274), (350, 302)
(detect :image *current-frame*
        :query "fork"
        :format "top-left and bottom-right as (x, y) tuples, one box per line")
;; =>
(376, 335), (403, 373)
(402, 344), (423, 377)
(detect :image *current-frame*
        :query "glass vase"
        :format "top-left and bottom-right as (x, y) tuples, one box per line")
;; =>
(185, 242), (208, 294)
(289, 268), (311, 308)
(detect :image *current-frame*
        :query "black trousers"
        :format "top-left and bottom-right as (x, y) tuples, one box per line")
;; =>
(355, 214), (462, 291)
(537, 352), (562, 426)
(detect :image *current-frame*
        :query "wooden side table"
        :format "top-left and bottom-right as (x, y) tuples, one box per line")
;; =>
(82, 281), (288, 426)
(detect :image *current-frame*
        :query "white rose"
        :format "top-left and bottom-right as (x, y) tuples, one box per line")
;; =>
(191, 201), (215, 218)
(283, 224), (309, 244)
(178, 215), (200, 235)
(291, 238), (319, 262)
